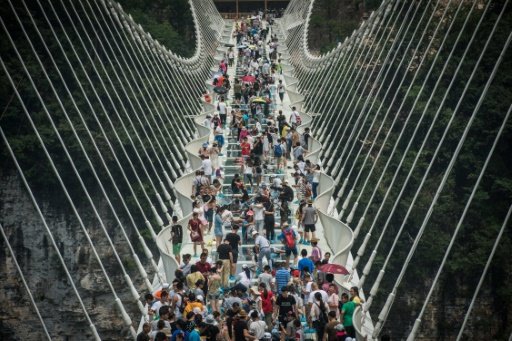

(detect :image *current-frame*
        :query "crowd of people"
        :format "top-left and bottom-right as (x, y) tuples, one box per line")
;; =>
(138, 12), (363, 341)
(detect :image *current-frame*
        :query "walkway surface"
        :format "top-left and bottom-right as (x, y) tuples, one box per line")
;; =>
(178, 22), (324, 271)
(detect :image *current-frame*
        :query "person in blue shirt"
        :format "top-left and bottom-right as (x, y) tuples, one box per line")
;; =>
(171, 319), (188, 341)
(188, 327), (201, 341)
(275, 262), (290, 294)
(297, 249), (314, 277)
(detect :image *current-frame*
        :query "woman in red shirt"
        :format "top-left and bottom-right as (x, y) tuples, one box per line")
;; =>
(188, 212), (205, 257)
(259, 282), (274, 330)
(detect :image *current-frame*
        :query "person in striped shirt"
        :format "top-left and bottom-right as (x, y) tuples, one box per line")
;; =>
(275, 262), (291, 294)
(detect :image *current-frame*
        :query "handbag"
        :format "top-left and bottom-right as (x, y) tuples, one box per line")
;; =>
(190, 230), (200, 240)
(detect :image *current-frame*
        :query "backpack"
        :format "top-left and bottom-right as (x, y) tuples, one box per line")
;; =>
(284, 186), (294, 202)
(316, 303), (328, 324)
(296, 114), (302, 125)
(274, 144), (283, 157)
(176, 293), (185, 314)
(305, 184), (312, 198)
(284, 229), (296, 248)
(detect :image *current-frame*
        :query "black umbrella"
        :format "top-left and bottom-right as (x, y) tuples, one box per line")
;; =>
(213, 86), (228, 94)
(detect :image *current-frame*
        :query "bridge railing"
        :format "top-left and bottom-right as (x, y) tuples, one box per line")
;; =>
(154, 18), (232, 293)
(155, 99), (215, 280)
(288, 73), (354, 293)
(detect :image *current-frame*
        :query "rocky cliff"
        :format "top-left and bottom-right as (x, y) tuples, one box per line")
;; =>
(0, 172), (145, 340)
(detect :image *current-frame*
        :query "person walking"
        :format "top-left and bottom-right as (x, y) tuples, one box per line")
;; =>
(170, 216), (183, 264)
(259, 282), (274, 330)
(278, 224), (298, 267)
(301, 200), (318, 244)
(275, 262), (291, 294)
(188, 212), (205, 257)
(263, 199), (276, 242)
(226, 225), (242, 278)
(216, 239), (233, 288)
(310, 292), (328, 341)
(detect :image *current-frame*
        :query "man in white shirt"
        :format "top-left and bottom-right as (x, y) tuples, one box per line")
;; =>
(150, 291), (169, 316)
(218, 97), (227, 127)
(290, 106), (300, 128)
(302, 273), (314, 303)
(249, 311), (267, 339)
(253, 231), (272, 271)
(201, 155), (213, 181)
(252, 202), (265, 234)
(307, 282), (328, 306)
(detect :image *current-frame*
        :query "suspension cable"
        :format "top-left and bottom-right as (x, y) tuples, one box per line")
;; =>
(408, 103), (512, 339)
(0, 111), (101, 341)
(349, 0), (478, 274)
(373, 25), (511, 339)
(44, 0), (174, 219)
(0, 222), (52, 340)
(28, 0), (167, 231)
(6, 0), (161, 286)
(456, 202), (512, 340)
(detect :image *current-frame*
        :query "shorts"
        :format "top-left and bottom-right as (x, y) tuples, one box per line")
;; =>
(304, 224), (316, 232)
(232, 250), (239, 263)
(172, 243), (182, 255)
(214, 226), (223, 237)
(207, 293), (221, 300)
(285, 246), (298, 257)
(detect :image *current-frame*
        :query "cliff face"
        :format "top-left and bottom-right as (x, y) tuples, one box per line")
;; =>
(0, 172), (142, 340)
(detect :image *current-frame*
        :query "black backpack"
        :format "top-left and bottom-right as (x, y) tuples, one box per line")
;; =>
(176, 293), (185, 314)
(316, 303), (328, 324)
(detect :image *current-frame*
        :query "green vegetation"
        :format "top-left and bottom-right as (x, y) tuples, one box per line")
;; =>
(117, 0), (196, 57)
(308, 0), (380, 54)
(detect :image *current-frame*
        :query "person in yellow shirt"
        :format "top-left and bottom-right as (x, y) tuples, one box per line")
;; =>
(186, 265), (205, 290)
(183, 293), (205, 316)
(349, 286), (363, 305)
(281, 124), (290, 139)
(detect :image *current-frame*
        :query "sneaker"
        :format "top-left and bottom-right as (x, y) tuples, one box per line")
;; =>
(219, 153), (224, 156)
(304, 241), (311, 245)
(229, 275), (236, 280)
(299, 239), (305, 244)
